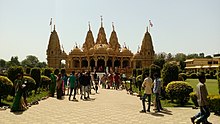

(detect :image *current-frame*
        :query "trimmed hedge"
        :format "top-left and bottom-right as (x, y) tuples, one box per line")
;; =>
(161, 63), (179, 86)
(190, 94), (220, 115)
(190, 73), (198, 79)
(179, 73), (187, 81)
(23, 76), (36, 92)
(166, 81), (193, 105)
(40, 76), (51, 88)
(7, 66), (24, 83)
(208, 95), (220, 114)
(0, 76), (13, 98)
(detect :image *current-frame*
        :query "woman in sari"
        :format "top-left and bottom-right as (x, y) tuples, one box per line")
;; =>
(56, 74), (63, 99)
(11, 73), (28, 112)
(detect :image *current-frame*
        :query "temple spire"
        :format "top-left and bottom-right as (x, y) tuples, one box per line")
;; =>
(101, 15), (103, 27)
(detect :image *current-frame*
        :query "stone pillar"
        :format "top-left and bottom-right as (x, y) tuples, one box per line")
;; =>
(79, 58), (82, 69)
(133, 61), (136, 68)
(120, 58), (123, 68)
(112, 57), (115, 67)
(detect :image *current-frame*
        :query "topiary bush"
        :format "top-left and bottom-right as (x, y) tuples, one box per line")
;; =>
(0, 76), (13, 105)
(43, 68), (53, 78)
(23, 76), (36, 92)
(7, 66), (24, 83)
(40, 76), (51, 90)
(208, 95), (220, 115)
(190, 73), (198, 79)
(161, 63), (179, 86)
(31, 68), (41, 93)
(166, 81), (193, 105)
(149, 64), (161, 80)
(190, 92), (199, 107)
(179, 73), (187, 81)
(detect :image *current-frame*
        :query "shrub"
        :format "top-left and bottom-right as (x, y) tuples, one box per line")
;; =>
(179, 73), (187, 81)
(161, 63), (179, 86)
(217, 72), (220, 94)
(0, 76), (13, 104)
(43, 68), (52, 78)
(25, 67), (31, 75)
(166, 81), (193, 105)
(208, 95), (220, 114)
(23, 76), (36, 92)
(31, 68), (41, 93)
(190, 92), (199, 107)
(149, 64), (161, 80)
(40, 76), (51, 89)
(7, 66), (24, 83)
(205, 74), (211, 79)
(190, 73), (198, 79)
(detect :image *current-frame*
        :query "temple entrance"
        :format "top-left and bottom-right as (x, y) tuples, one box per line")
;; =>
(81, 59), (88, 68)
(114, 60), (120, 67)
(73, 60), (80, 68)
(90, 59), (95, 71)
(122, 60), (129, 68)
(97, 59), (105, 72)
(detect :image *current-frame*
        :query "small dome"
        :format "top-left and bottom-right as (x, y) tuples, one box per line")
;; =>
(69, 46), (82, 55)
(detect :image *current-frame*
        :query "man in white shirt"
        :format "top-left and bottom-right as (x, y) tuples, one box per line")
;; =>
(140, 73), (153, 113)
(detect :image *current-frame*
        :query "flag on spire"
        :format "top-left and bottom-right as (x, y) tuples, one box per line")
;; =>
(149, 20), (153, 27)
(49, 18), (52, 26)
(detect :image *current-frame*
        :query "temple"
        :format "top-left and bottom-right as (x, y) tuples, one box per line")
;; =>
(46, 19), (155, 75)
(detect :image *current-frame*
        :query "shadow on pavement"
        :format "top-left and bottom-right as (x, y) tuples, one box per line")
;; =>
(150, 112), (164, 117)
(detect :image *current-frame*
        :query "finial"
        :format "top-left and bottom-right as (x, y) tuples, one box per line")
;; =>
(146, 26), (148, 32)
(62, 44), (64, 52)
(112, 22), (115, 31)
(75, 42), (78, 48)
(124, 42), (126, 48)
(88, 21), (91, 30)
(137, 45), (140, 53)
(100, 15), (103, 27)
(53, 25), (56, 31)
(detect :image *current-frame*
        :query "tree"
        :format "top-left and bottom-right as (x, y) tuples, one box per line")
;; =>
(6, 56), (20, 67)
(187, 53), (199, 59)
(21, 55), (39, 68)
(149, 64), (161, 80)
(199, 53), (205, 58)
(174, 53), (186, 71)
(36, 62), (47, 68)
(161, 63), (179, 86)
(0, 59), (6, 68)
(166, 53), (174, 61)
(153, 53), (166, 69)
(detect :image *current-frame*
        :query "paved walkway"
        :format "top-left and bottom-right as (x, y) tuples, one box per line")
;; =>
(0, 89), (219, 124)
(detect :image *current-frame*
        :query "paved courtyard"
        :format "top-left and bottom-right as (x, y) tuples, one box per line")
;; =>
(0, 89), (219, 124)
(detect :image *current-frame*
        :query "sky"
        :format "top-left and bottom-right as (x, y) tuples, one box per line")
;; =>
(0, 0), (220, 62)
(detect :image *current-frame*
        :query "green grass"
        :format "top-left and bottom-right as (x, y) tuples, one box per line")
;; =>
(126, 78), (219, 107)
(1, 90), (49, 107)
(185, 79), (219, 95)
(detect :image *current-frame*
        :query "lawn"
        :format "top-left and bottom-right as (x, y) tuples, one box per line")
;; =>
(185, 79), (219, 95)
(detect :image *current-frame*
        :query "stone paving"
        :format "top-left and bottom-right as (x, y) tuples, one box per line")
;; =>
(0, 89), (219, 124)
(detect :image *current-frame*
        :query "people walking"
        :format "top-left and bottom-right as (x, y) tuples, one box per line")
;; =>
(153, 73), (162, 112)
(49, 73), (56, 97)
(191, 72), (211, 124)
(69, 71), (77, 101)
(140, 73), (153, 113)
(11, 73), (28, 112)
(56, 74), (63, 100)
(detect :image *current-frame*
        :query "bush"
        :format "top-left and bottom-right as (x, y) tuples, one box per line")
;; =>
(0, 76), (13, 104)
(179, 73), (187, 81)
(166, 81), (193, 105)
(149, 64), (161, 80)
(31, 68), (41, 93)
(190, 92), (199, 107)
(208, 95), (220, 114)
(205, 74), (211, 79)
(40, 76), (51, 89)
(43, 68), (52, 78)
(217, 72), (220, 94)
(7, 66), (24, 83)
(190, 73), (198, 79)
(25, 67), (31, 75)
(23, 76), (36, 92)
(161, 63), (179, 86)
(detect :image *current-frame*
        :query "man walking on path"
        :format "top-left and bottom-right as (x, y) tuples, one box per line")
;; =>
(153, 73), (162, 112)
(69, 71), (77, 101)
(140, 73), (153, 113)
(191, 72), (211, 124)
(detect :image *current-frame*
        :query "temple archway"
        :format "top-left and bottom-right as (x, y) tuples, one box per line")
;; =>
(90, 59), (95, 71)
(97, 59), (105, 72)
(122, 60), (129, 68)
(114, 60), (120, 67)
(73, 60), (80, 68)
(82, 59), (88, 68)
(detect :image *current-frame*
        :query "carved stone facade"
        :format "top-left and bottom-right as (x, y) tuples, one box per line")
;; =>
(46, 21), (155, 74)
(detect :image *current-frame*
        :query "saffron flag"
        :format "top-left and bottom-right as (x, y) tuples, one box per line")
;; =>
(149, 20), (153, 27)
(49, 18), (52, 26)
